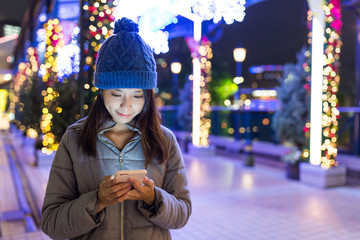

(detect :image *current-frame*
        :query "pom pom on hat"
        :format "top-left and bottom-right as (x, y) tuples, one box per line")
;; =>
(94, 18), (157, 90)
(114, 18), (139, 34)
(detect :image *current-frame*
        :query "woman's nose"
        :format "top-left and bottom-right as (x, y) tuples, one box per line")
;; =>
(120, 96), (132, 109)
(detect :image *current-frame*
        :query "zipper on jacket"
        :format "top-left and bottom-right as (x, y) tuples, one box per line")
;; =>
(99, 133), (141, 240)
(120, 151), (123, 169)
(121, 202), (124, 240)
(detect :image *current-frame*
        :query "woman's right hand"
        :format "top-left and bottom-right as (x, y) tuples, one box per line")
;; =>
(97, 175), (132, 212)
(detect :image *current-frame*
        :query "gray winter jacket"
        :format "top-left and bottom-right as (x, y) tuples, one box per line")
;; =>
(41, 118), (191, 240)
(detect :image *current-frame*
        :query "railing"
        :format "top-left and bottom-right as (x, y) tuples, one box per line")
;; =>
(159, 105), (360, 155)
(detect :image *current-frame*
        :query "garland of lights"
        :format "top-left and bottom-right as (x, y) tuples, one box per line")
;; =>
(9, 62), (27, 121)
(40, 19), (64, 154)
(0, 90), (8, 113)
(307, 0), (342, 168)
(82, 0), (115, 109)
(24, 47), (41, 138)
(321, 0), (342, 168)
(83, 1), (114, 73)
(9, 47), (40, 135)
(198, 38), (212, 147)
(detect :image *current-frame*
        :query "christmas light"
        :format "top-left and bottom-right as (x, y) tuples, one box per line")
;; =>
(197, 38), (212, 147)
(84, 0), (115, 93)
(0, 90), (9, 113)
(40, 19), (64, 153)
(57, 38), (80, 81)
(114, 0), (246, 53)
(308, 0), (342, 168)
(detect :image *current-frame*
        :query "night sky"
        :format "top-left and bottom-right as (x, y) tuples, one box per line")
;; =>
(159, 0), (357, 106)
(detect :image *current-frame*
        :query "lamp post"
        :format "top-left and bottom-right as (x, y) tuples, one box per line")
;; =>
(171, 61), (182, 130)
(233, 45), (246, 140)
(233, 44), (253, 166)
(171, 61), (182, 105)
(233, 46), (246, 104)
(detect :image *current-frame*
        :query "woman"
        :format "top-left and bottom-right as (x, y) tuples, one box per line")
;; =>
(41, 18), (191, 240)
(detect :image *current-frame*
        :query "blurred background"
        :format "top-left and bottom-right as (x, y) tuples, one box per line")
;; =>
(0, 0), (359, 239)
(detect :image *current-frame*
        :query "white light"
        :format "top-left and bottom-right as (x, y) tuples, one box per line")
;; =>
(194, 19), (202, 42)
(252, 90), (277, 97)
(233, 47), (246, 62)
(114, 0), (246, 54)
(3, 24), (21, 36)
(57, 43), (80, 80)
(39, 64), (46, 77)
(39, 12), (47, 22)
(72, 26), (80, 35)
(191, 0), (246, 24)
(309, 15), (324, 166)
(171, 62), (182, 74)
(233, 76), (244, 84)
(224, 99), (231, 106)
(192, 58), (201, 146)
(4, 74), (12, 81)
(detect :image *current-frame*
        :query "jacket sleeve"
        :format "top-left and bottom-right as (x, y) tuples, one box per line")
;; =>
(41, 131), (104, 239)
(137, 132), (191, 229)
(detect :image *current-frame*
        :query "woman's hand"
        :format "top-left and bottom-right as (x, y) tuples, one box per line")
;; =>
(127, 177), (155, 206)
(97, 175), (132, 212)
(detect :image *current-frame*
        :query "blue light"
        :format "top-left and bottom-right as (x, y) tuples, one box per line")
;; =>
(249, 65), (284, 74)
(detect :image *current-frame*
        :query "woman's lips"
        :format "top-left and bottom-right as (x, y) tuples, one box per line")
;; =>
(117, 112), (131, 118)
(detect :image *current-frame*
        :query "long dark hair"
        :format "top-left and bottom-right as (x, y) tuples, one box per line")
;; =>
(79, 90), (170, 166)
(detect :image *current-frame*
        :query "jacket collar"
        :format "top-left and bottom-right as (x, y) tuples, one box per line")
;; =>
(97, 118), (142, 136)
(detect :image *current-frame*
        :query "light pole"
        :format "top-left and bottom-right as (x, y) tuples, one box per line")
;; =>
(171, 61), (182, 105)
(233, 45), (246, 106)
(171, 61), (182, 130)
(233, 44), (253, 166)
(233, 44), (246, 140)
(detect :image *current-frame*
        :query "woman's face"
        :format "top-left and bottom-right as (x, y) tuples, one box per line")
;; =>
(102, 88), (145, 125)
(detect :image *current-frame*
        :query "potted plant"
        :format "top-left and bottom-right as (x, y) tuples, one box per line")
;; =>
(272, 47), (310, 179)
(281, 143), (302, 179)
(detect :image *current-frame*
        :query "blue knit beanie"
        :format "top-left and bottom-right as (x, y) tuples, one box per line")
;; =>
(93, 18), (157, 89)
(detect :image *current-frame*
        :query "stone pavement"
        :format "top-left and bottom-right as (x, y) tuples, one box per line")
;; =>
(0, 130), (51, 240)
(1, 129), (360, 239)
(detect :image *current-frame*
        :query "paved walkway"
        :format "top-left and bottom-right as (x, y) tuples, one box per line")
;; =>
(1, 130), (360, 239)
(172, 151), (360, 240)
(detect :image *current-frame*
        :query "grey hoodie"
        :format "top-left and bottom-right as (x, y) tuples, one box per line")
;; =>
(41, 118), (191, 239)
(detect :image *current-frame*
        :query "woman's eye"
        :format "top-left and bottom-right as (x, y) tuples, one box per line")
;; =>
(134, 95), (143, 99)
(111, 93), (122, 97)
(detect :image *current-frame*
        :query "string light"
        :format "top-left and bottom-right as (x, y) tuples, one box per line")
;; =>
(307, 0), (342, 168)
(0, 90), (9, 113)
(57, 28), (80, 81)
(9, 47), (40, 133)
(9, 62), (27, 119)
(319, 0), (342, 169)
(198, 37), (212, 147)
(115, 0), (246, 54)
(84, 0), (115, 95)
(40, 19), (64, 154)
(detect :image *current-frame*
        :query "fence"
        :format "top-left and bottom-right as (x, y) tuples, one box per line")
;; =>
(159, 105), (360, 155)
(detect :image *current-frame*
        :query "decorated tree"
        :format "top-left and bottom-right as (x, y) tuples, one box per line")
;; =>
(81, 0), (116, 116)
(272, 47), (310, 156)
(19, 75), (45, 135)
(48, 75), (80, 143)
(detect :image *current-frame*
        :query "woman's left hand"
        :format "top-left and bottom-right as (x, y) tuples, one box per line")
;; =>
(127, 176), (155, 206)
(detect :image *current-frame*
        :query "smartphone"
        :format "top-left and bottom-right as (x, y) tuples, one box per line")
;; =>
(115, 169), (147, 183)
